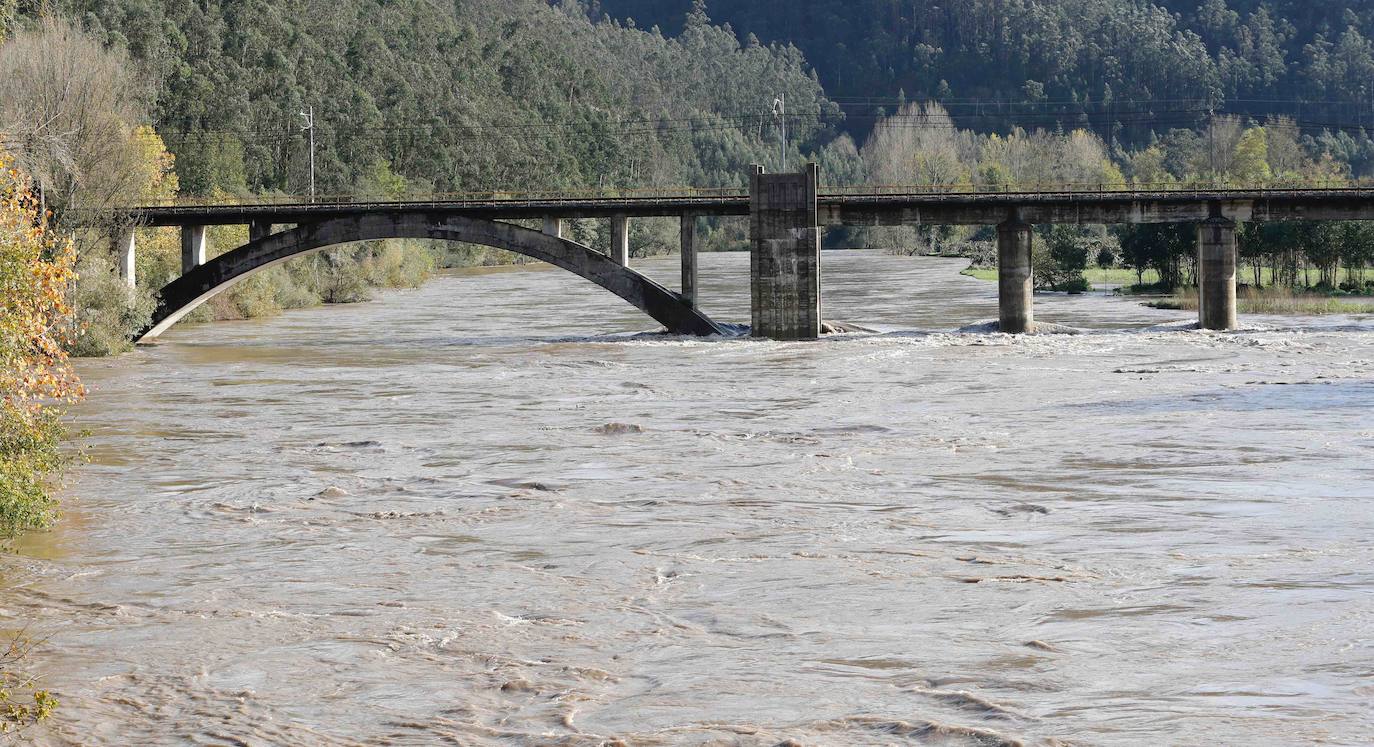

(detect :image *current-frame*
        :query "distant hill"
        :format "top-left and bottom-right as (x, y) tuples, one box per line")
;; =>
(593, 0), (1374, 143)
(38, 0), (835, 196)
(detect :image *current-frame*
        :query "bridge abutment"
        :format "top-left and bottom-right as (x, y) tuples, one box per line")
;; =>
(749, 164), (821, 340)
(997, 218), (1034, 334)
(181, 225), (208, 274)
(611, 214), (629, 266)
(1197, 215), (1238, 331)
(116, 228), (136, 289)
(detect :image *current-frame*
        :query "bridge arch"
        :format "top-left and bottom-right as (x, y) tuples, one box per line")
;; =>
(136, 214), (725, 342)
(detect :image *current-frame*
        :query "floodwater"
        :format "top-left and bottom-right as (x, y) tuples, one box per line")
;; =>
(8, 250), (1374, 745)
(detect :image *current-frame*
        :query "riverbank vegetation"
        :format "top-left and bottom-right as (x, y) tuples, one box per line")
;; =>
(1149, 286), (1374, 315)
(918, 108), (1374, 296)
(0, 169), (71, 731)
(962, 267), (1164, 288)
(0, 631), (58, 736)
(0, 158), (80, 539)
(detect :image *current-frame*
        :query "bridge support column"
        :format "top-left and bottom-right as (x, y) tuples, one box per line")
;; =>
(543, 217), (564, 239)
(181, 225), (208, 274)
(1197, 216), (1238, 331)
(611, 214), (629, 266)
(749, 163), (821, 340)
(997, 218), (1034, 334)
(680, 212), (697, 308)
(116, 227), (136, 289)
(249, 221), (273, 242)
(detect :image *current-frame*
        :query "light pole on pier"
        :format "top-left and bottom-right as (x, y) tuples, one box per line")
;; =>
(300, 105), (316, 203)
(772, 93), (786, 172)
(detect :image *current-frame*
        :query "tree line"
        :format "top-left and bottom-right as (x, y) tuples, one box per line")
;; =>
(835, 101), (1374, 293)
(593, 0), (1374, 158)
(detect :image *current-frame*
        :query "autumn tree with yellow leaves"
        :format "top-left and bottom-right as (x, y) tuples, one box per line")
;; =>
(0, 157), (81, 538)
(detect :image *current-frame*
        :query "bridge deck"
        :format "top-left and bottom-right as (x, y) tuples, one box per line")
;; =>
(121, 187), (1374, 227)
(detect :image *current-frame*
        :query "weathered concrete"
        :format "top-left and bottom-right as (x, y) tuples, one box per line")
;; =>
(139, 215), (725, 342)
(1198, 215), (1238, 331)
(610, 214), (630, 267)
(249, 221), (273, 242)
(542, 217), (564, 239)
(128, 189), (1374, 229)
(825, 192), (1374, 226)
(750, 164), (821, 340)
(116, 228), (136, 288)
(680, 212), (698, 308)
(181, 225), (208, 274)
(997, 218), (1034, 334)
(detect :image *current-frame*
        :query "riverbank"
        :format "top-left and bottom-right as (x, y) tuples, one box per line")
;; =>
(961, 264), (1374, 316)
(961, 266), (1162, 287)
(1147, 286), (1374, 315)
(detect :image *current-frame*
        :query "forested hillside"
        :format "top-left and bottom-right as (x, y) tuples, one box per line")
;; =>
(595, 0), (1374, 152)
(44, 0), (834, 197)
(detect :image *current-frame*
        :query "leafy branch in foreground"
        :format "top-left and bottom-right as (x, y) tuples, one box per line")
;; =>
(0, 156), (83, 537)
(0, 630), (57, 737)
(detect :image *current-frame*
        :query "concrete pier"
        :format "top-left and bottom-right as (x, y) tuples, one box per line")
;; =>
(181, 225), (208, 274)
(542, 217), (564, 239)
(1197, 216), (1238, 330)
(116, 228), (136, 288)
(680, 212), (698, 308)
(749, 164), (821, 340)
(997, 219), (1034, 334)
(249, 221), (273, 242)
(610, 214), (629, 266)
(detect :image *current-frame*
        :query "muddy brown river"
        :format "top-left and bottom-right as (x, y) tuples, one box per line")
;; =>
(9, 251), (1374, 744)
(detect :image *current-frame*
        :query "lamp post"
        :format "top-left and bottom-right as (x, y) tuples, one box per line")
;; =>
(300, 105), (316, 202)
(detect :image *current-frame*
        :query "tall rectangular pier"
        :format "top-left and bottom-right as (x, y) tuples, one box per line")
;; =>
(750, 164), (821, 340)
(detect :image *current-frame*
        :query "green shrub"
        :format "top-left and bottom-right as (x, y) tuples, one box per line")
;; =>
(1034, 226), (1092, 293)
(69, 251), (155, 358)
(0, 405), (62, 536)
(0, 631), (57, 736)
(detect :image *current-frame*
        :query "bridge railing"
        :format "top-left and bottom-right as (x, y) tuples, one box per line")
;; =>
(117, 178), (1374, 211)
(124, 185), (748, 209)
(821, 178), (1374, 196)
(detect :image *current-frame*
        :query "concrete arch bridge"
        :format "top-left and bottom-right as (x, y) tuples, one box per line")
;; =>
(134, 213), (724, 342)
(116, 166), (1374, 341)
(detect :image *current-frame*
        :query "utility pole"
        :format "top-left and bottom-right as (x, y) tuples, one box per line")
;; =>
(1207, 107), (1216, 187)
(772, 93), (786, 172)
(300, 105), (316, 202)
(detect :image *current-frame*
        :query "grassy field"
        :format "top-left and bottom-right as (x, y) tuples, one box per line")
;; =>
(961, 267), (1161, 286)
(960, 264), (1374, 314)
(1147, 287), (1374, 315)
(963, 264), (1374, 290)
